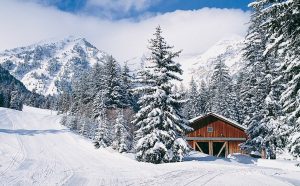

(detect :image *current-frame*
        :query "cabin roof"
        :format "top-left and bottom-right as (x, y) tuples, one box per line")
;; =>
(189, 112), (247, 131)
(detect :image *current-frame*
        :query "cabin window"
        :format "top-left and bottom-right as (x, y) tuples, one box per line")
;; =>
(207, 127), (213, 133)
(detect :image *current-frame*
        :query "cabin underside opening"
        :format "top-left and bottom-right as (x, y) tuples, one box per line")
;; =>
(213, 142), (226, 157)
(196, 142), (209, 154)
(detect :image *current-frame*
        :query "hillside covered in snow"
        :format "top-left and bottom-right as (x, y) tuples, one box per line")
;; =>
(0, 106), (299, 185)
(0, 37), (107, 95)
(181, 36), (245, 84)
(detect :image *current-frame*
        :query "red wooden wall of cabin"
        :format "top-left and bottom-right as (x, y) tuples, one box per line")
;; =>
(187, 118), (247, 139)
(228, 141), (244, 154)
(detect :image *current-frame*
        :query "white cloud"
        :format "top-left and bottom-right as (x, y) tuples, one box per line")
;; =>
(0, 0), (249, 64)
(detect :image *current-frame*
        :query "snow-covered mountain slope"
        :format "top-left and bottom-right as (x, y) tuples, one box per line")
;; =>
(0, 37), (107, 95)
(0, 106), (299, 186)
(181, 36), (245, 84)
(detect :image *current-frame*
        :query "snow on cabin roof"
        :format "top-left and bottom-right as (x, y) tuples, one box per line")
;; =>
(189, 112), (247, 131)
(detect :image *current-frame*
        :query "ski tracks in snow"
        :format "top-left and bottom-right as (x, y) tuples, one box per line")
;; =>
(139, 164), (296, 186)
(0, 111), (75, 185)
(0, 110), (27, 185)
(0, 107), (299, 186)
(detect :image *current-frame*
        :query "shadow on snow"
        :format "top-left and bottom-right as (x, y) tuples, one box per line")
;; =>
(184, 151), (258, 165)
(0, 128), (68, 136)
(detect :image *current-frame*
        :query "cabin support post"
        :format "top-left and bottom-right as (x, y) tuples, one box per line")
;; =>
(225, 141), (228, 157)
(193, 141), (196, 150)
(209, 141), (213, 155)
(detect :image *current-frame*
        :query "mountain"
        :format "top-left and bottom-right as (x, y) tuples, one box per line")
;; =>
(0, 37), (107, 95)
(180, 36), (245, 85)
(0, 36), (245, 94)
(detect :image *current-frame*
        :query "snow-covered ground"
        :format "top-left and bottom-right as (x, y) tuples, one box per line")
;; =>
(0, 106), (299, 186)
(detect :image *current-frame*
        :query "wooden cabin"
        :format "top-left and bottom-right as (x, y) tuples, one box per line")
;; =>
(186, 113), (247, 157)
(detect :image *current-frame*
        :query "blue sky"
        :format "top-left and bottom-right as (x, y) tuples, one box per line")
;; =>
(34, 0), (252, 19)
(149, 0), (252, 11)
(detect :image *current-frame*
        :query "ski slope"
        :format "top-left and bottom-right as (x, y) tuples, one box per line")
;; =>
(0, 106), (299, 186)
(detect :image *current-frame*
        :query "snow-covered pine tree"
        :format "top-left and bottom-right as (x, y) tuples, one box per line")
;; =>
(0, 93), (4, 107)
(57, 91), (71, 114)
(112, 111), (130, 153)
(27, 88), (38, 107)
(240, 1), (267, 125)
(198, 80), (211, 114)
(241, 1), (289, 157)
(94, 110), (111, 148)
(66, 116), (78, 131)
(79, 117), (90, 137)
(241, 2), (272, 155)
(103, 55), (127, 109)
(9, 90), (23, 111)
(235, 72), (248, 123)
(120, 62), (134, 109)
(185, 77), (202, 119)
(92, 90), (106, 120)
(92, 88), (113, 148)
(178, 82), (186, 98)
(175, 82), (189, 118)
(263, 0), (299, 157)
(209, 57), (238, 120)
(246, 0), (300, 157)
(60, 115), (67, 126)
(133, 26), (192, 164)
(252, 0), (300, 58)
(69, 78), (83, 116)
(90, 62), (105, 99)
(263, 73), (289, 158)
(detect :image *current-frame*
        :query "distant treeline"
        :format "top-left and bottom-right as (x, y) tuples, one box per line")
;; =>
(0, 65), (56, 111)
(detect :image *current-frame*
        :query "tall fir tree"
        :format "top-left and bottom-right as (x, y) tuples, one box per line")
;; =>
(198, 80), (211, 114)
(210, 57), (238, 121)
(103, 55), (127, 108)
(120, 62), (135, 109)
(247, 0), (299, 157)
(69, 72), (91, 117)
(79, 117), (90, 137)
(133, 26), (191, 164)
(185, 77), (202, 119)
(241, 1), (288, 157)
(94, 110), (111, 148)
(92, 88), (107, 120)
(90, 62), (106, 100)
(9, 90), (23, 111)
(112, 111), (130, 153)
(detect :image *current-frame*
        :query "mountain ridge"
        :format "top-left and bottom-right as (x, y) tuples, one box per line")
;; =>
(0, 37), (107, 95)
(0, 36), (245, 94)
(181, 36), (245, 85)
